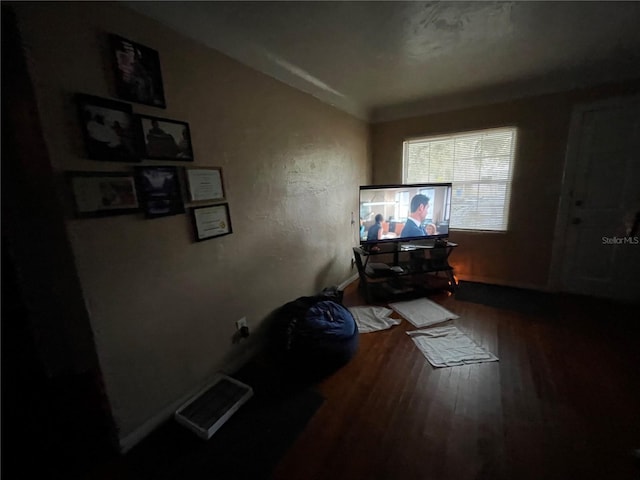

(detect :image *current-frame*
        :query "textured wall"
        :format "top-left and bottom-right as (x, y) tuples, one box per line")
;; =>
(15, 2), (369, 445)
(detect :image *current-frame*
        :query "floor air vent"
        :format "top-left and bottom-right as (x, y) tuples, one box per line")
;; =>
(175, 374), (253, 440)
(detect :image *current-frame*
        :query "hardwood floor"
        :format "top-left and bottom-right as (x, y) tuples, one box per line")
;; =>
(272, 282), (640, 480)
(58, 281), (639, 479)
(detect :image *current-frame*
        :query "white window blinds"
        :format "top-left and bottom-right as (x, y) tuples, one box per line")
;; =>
(403, 127), (517, 231)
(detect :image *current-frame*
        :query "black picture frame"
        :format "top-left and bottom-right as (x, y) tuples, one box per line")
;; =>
(135, 166), (185, 218)
(137, 114), (194, 161)
(110, 34), (166, 108)
(76, 94), (139, 162)
(191, 204), (233, 241)
(67, 171), (141, 218)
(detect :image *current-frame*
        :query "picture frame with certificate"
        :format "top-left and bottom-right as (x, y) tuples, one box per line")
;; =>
(192, 204), (233, 241)
(185, 167), (225, 203)
(67, 171), (140, 217)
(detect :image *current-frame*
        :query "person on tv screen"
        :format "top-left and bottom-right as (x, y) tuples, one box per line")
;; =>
(367, 214), (384, 241)
(401, 194), (430, 238)
(425, 223), (438, 236)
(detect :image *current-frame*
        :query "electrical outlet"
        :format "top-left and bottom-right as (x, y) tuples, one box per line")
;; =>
(235, 317), (250, 339)
(236, 317), (247, 330)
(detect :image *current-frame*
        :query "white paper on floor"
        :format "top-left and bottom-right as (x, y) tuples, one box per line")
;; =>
(407, 325), (498, 368)
(348, 306), (400, 333)
(388, 297), (459, 328)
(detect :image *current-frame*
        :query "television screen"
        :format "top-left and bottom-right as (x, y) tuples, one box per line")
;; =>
(359, 183), (452, 244)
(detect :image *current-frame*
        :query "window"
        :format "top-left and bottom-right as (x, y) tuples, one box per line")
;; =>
(395, 191), (409, 220)
(403, 127), (517, 231)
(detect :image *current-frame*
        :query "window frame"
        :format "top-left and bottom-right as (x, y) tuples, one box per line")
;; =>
(402, 126), (517, 233)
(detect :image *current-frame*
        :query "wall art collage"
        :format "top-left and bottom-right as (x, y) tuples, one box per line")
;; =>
(68, 34), (231, 241)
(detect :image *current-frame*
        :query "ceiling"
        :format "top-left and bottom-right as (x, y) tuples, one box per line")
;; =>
(127, 1), (640, 122)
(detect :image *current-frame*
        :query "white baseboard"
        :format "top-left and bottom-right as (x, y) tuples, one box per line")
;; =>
(338, 273), (359, 291)
(335, 272), (549, 295)
(119, 391), (191, 453)
(456, 273), (551, 292)
(119, 337), (264, 453)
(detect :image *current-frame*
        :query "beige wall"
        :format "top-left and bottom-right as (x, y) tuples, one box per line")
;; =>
(371, 82), (640, 288)
(15, 2), (369, 446)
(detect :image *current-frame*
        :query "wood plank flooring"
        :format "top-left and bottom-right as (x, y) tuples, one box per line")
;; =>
(272, 282), (640, 480)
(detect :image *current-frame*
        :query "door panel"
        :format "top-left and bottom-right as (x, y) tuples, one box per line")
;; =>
(559, 96), (640, 301)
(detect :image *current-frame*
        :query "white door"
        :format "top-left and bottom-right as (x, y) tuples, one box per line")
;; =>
(552, 96), (640, 301)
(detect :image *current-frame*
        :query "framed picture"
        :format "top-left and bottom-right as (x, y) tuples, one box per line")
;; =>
(185, 167), (225, 202)
(137, 115), (194, 161)
(110, 34), (166, 108)
(76, 94), (139, 162)
(192, 204), (233, 241)
(67, 171), (140, 217)
(135, 166), (184, 218)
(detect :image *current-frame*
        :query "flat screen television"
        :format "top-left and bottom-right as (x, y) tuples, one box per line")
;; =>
(359, 183), (452, 245)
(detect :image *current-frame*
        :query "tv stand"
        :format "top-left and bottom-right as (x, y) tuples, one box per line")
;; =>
(352, 241), (458, 303)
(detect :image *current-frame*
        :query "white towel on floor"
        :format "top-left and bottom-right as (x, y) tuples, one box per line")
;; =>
(407, 325), (498, 367)
(389, 297), (459, 328)
(348, 306), (400, 333)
